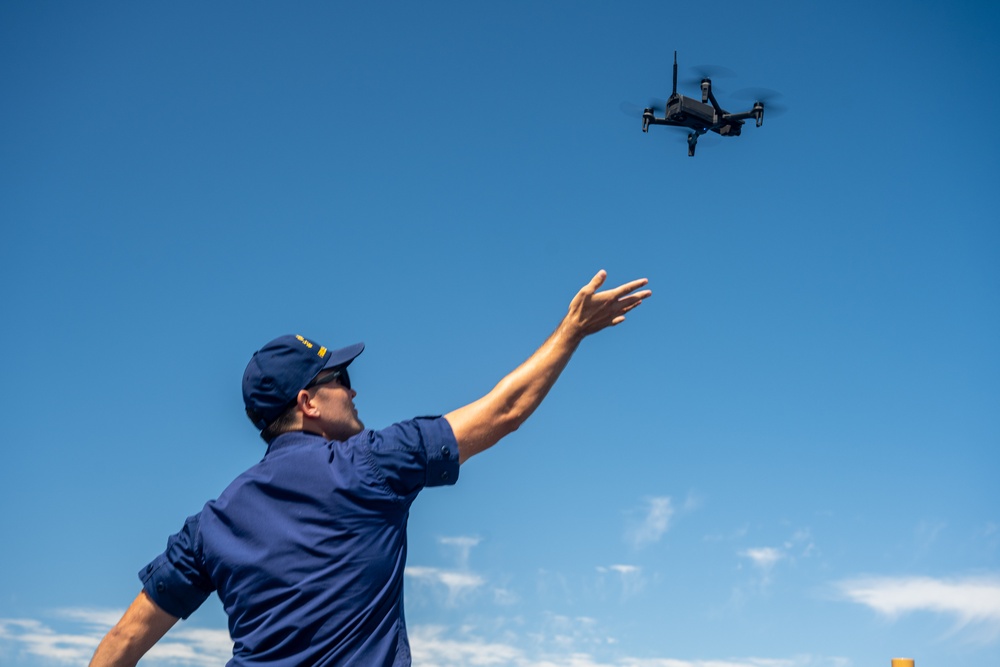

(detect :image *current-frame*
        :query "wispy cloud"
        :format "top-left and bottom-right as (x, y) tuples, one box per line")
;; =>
(741, 547), (784, 569)
(836, 574), (1000, 642)
(414, 621), (848, 667)
(0, 610), (231, 666)
(406, 566), (487, 604)
(736, 529), (816, 589)
(53, 608), (124, 629)
(439, 535), (482, 569)
(493, 587), (519, 606)
(530, 613), (609, 653)
(738, 546), (784, 589)
(0, 617), (100, 665)
(596, 564), (647, 599)
(0, 611), (850, 667)
(409, 624), (524, 665)
(623, 493), (702, 550)
(407, 535), (488, 606)
(704, 524), (750, 543)
(625, 496), (675, 549)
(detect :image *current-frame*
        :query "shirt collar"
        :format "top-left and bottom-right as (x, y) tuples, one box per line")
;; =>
(265, 430), (327, 456)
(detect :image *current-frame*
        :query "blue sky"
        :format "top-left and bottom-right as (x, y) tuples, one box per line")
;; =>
(1, 1), (998, 666)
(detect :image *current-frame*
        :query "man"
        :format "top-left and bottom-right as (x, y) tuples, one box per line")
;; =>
(90, 270), (650, 666)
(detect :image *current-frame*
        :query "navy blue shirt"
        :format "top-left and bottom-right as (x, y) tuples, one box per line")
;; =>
(140, 417), (460, 666)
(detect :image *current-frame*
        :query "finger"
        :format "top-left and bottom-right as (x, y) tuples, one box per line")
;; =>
(583, 269), (608, 295)
(619, 299), (644, 314)
(607, 278), (649, 299)
(615, 291), (651, 308)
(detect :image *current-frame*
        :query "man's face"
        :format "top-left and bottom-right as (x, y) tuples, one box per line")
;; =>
(307, 368), (364, 440)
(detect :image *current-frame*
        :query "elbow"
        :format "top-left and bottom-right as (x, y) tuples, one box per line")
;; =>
(497, 402), (529, 436)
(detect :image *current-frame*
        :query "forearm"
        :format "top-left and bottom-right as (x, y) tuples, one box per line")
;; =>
(450, 319), (581, 461)
(445, 270), (649, 463)
(90, 592), (178, 667)
(90, 629), (145, 667)
(485, 319), (581, 430)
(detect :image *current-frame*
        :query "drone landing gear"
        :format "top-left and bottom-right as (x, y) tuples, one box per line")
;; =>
(687, 128), (708, 157)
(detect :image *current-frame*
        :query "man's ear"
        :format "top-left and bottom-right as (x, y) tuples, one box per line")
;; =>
(297, 389), (321, 419)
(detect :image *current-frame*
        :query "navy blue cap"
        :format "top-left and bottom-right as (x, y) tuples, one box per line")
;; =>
(243, 334), (364, 429)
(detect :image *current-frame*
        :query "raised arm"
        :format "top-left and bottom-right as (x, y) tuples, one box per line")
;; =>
(445, 270), (650, 463)
(89, 591), (178, 667)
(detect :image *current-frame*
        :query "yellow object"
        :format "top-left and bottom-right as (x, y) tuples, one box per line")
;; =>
(891, 660), (914, 667)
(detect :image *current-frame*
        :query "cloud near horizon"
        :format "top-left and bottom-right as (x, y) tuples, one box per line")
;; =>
(0, 610), (852, 667)
(836, 574), (1000, 642)
(409, 623), (849, 667)
(0, 610), (232, 666)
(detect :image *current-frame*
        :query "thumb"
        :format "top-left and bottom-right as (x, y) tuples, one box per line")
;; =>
(584, 269), (607, 294)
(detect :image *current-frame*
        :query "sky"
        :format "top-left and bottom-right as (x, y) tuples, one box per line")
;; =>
(1, 1), (998, 666)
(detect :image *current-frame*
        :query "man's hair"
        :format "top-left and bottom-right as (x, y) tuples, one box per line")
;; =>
(260, 402), (301, 443)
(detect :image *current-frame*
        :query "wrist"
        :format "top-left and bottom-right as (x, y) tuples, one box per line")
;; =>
(555, 318), (585, 348)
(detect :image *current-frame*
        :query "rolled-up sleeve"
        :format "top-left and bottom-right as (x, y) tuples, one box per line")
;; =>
(138, 513), (215, 619)
(366, 416), (460, 498)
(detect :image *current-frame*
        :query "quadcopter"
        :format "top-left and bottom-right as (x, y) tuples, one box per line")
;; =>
(638, 51), (772, 156)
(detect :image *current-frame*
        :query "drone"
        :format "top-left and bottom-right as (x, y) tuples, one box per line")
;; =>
(638, 51), (772, 156)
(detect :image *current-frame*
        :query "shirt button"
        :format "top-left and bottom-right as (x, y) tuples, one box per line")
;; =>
(441, 447), (451, 459)
(156, 582), (165, 593)
(440, 471), (450, 481)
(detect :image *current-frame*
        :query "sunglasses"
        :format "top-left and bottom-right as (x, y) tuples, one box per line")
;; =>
(305, 367), (351, 391)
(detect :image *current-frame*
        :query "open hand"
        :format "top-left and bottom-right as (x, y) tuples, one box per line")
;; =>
(564, 270), (651, 339)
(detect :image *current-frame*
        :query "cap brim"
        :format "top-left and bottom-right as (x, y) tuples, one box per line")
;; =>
(321, 342), (365, 370)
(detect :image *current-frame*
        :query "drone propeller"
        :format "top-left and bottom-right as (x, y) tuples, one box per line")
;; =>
(618, 101), (644, 118)
(682, 64), (737, 88)
(731, 87), (788, 116)
(645, 97), (666, 114)
(619, 98), (666, 118)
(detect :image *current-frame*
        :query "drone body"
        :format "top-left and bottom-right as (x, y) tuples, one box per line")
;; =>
(641, 51), (768, 156)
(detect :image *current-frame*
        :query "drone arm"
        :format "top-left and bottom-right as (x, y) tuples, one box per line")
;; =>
(723, 103), (765, 127)
(643, 112), (687, 133)
(644, 117), (687, 128)
(705, 85), (725, 120)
